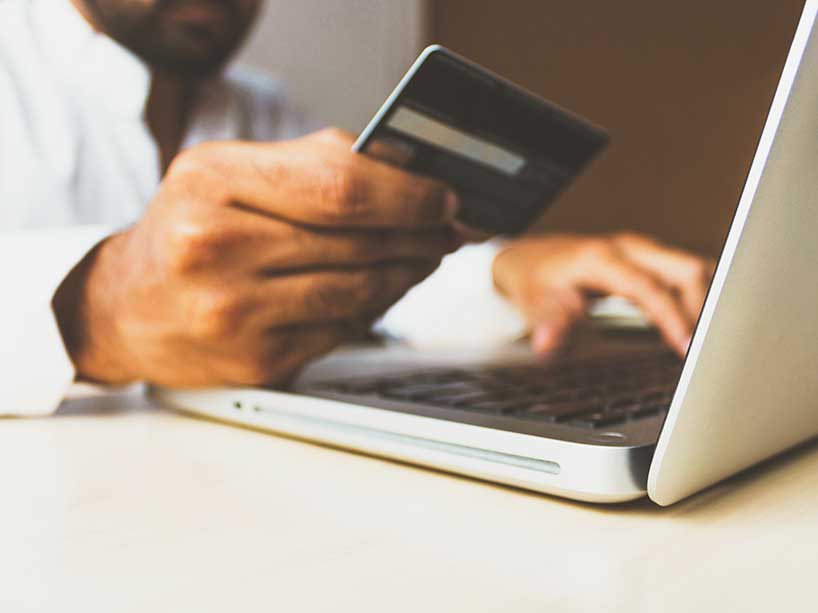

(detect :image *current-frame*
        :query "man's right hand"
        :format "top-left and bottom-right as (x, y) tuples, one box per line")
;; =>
(53, 128), (460, 388)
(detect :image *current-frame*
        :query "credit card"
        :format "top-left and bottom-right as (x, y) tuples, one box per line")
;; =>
(353, 45), (609, 235)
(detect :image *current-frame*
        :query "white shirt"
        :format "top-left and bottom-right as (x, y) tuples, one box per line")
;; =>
(0, 0), (526, 416)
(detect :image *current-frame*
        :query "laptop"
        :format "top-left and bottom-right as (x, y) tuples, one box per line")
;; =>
(152, 1), (818, 506)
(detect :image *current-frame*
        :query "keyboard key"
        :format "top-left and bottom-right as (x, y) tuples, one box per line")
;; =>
(570, 410), (629, 428)
(608, 397), (638, 409)
(629, 404), (668, 419)
(641, 390), (674, 403)
(324, 381), (385, 394)
(572, 386), (608, 400)
(380, 384), (450, 401)
(518, 401), (602, 422)
(430, 392), (492, 407)
(415, 382), (484, 400)
(453, 399), (522, 414)
(542, 393), (573, 404)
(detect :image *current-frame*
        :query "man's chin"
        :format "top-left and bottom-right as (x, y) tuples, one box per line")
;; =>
(137, 39), (233, 78)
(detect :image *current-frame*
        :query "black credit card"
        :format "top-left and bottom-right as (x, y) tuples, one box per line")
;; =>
(353, 45), (609, 235)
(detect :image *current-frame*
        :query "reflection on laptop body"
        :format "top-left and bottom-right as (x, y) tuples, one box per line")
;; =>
(153, 1), (818, 506)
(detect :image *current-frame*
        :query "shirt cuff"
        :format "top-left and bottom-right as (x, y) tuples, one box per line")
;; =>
(374, 239), (528, 351)
(0, 226), (113, 416)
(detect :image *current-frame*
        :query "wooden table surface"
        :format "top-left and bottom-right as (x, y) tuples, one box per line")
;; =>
(2, 385), (817, 612)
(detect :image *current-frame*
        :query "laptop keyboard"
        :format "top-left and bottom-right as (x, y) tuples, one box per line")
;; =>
(317, 352), (683, 429)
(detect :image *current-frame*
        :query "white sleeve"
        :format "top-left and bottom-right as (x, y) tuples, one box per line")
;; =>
(375, 240), (528, 350)
(0, 227), (112, 415)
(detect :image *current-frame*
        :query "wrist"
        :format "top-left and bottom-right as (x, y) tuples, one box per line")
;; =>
(52, 234), (136, 384)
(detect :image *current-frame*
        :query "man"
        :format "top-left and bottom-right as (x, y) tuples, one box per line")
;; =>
(0, 0), (713, 415)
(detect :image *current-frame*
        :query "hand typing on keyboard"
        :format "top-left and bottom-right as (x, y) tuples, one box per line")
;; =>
(492, 233), (715, 357)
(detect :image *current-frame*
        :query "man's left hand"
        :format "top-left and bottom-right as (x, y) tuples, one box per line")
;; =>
(492, 233), (716, 357)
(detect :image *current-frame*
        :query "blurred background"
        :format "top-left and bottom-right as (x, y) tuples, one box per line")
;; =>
(239, 0), (804, 256)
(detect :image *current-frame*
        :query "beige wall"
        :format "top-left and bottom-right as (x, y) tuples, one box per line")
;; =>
(430, 0), (804, 255)
(237, 0), (427, 132)
(235, 1), (806, 255)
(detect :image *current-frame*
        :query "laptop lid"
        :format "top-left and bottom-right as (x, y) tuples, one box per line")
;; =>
(649, 0), (818, 505)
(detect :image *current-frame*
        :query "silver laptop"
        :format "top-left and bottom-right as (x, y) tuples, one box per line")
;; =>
(153, 1), (818, 506)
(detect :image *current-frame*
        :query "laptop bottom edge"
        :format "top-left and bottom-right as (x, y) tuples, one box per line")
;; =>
(151, 386), (655, 504)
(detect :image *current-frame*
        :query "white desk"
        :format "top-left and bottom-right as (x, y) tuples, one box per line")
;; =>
(2, 386), (817, 612)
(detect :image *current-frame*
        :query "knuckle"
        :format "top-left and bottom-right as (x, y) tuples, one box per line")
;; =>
(632, 275), (662, 298)
(165, 147), (204, 180)
(189, 289), (246, 339)
(315, 126), (355, 146)
(165, 220), (225, 274)
(617, 272), (659, 303)
(316, 163), (370, 222)
(580, 238), (615, 263)
(166, 146), (214, 183)
(165, 145), (230, 203)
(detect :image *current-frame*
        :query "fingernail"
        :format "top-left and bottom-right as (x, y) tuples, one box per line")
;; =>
(532, 327), (553, 354)
(444, 191), (460, 222)
(680, 336), (692, 354)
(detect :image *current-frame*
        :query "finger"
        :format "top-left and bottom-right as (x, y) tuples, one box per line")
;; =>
(307, 126), (358, 149)
(224, 206), (459, 271)
(529, 292), (586, 356)
(249, 262), (437, 327)
(510, 283), (585, 356)
(578, 255), (693, 355)
(190, 134), (459, 229)
(299, 144), (461, 228)
(613, 234), (714, 322)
